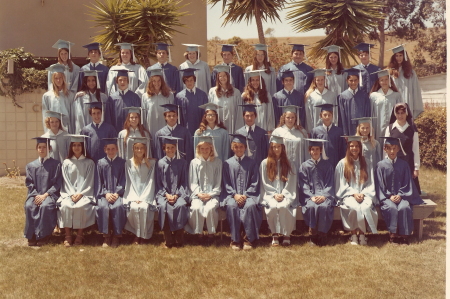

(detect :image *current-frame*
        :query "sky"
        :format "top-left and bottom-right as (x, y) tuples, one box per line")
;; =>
(206, 3), (325, 40)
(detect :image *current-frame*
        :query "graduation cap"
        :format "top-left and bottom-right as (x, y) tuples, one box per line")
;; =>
(80, 69), (102, 89)
(279, 105), (302, 126)
(159, 135), (183, 159)
(110, 67), (134, 78)
(229, 133), (253, 157)
(123, 106), (144, 124)
(352, 117), (376, 137)
(342, 135), (362, 143)
(252, 43), (270, 61)
(354, 42), (375, 58)
(182, 44), (203, 61)
(179, 67), (199, 78)
(154, 42), (173, 62)
(269, 135), (285, 145)
(322, 45), (343, 62)
(305, 138), (329, 160)
(278, 69), (296, 80)
(148, 66), (164, 78)
(83, 42), (103, 61)
(52, 39), (74, 59)
(46, 64), (66, 74)
(244, 69), (266, 86)
(379, 136), (406, 155)
(160, 104), (181, 124)
(238, 103), (259, 114)
(67, 134), (91, 156)
(214, 64), (233, 73)
(387, 44), (408, 61)
(314, 104), (337, 117)
(128, 136), (151, 158)
(308, 68), (329, 78)
(221, 44), (240, 60)
(198, 103), (222, 112)
(45, 110), (65, 120)
(32, 137), (54, 159)
(371, 69), (393, 87)
(102, 137), (118, 146)
(343, 67), (363, 87)
(115, 43), (136, 62)
(289, 44), (308, 52)
(83, 101), (103, 110)
(195, 135), (218, 157)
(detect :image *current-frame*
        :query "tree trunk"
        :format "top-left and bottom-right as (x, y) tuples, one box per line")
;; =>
(254, 8), (265, 44)
(378, 20), (385, 68)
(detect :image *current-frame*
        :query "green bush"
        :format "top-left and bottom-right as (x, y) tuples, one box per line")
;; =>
(415, 106), (447, 171)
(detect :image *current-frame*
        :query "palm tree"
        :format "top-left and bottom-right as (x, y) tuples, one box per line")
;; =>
(286, 0), (385, 66)
(86, 0), (188, 67)
(208, 0), (287, 44)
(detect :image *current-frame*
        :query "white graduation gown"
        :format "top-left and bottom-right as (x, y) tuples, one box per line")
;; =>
(141, 92), (174, 139)
(42, 90), (74, 133)
(370, 88), (402, 143)
(392, 67), (424, 118)
(305, 88), (339, 131)
(106, 64), (148, 97)
(208, 87), (241, 134)
(179, 60), (211, 93)
(271, 125), (309, 171)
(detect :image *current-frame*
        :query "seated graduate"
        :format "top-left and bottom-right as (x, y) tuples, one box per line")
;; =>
(123, 137), (157, 245)
(298, 139), (336, 246)
(310, 104), (346, 170)
(57, 135), (95, 247)
(95, 138), (126, 248)
(335, 136), (378, 246)
(47, 39), (80, 93)
(221, 134), (261, 251)
(305, 69), (339, 131)
(352, 43), (380, 95)
(194, 103), (229, 163)
(118, 107), (152, 161)
(185, 136), (222, 240)
(244, 43), (277, 97)
(141, 67), (174, 139)
(80, 102), (117, 163)
(146, 43), (181, 94)
(260, 135), (297, 247)
(72, 70), (110, 134)
(174, 68), (208, 136)
(42, 64), (73, 133)
(24, 137), (62, 246)
(354, 117), (381, 171)
(179, 44), (211, 93)
(211, 44), (245, 93)
(155, 136), (190, 248)
(79, 42), (109, 94)
(322, 45), (346, 95)
(376, 137), (423, 245)
(272, 70), (306, 128)
(235, 104), (269, 168)
(106, 43), (148, 97)
(337, 68), (371, 136)
(153, 104), (193, 162)
(41, 110), (70, 162)
(107, 68), (141, 133)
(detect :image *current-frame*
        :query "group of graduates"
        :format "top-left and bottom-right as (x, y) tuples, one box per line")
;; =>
(25, 39), (424, 249)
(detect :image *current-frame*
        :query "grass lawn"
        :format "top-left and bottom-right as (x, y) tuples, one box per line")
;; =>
(0, 167), (445, 299)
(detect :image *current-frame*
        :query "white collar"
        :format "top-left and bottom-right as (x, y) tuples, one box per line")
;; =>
(282, 124), (296, 131)
(377, 88), (393, 96)
(47, 129), (64, 137)
(234, 154), (245, 161)
(158, 62), (168, 67)
(388, 157), (397, 163)
(200, 156), (211, 162)
(312, 157), (321, 164)
(223, 62), (234, 66)
(90, 62), (100, 67)
(284, 88), (294, 94)
(122, 62), (131, 66)
(188, 59), (200, 65)
(246, 124), (255, 132)
(39, 157), (49, 163)
(167, 124), (177, 130)
(392, 120), (409, 132)
(292, 60), (304, 65)
(93, 121), (103, 127)
(108, 155), (117, 162)
(186, 87), (196, 94)
(322, 123), (332, 130)
(165, 155), (175, 162)
(119, 88), (129, 94)
(314, 88), (328, 95)
(206, 125), (220, 131)
(360, 63), (371, 68)
(71, 155), (86, 160)
(348, 87), (358, 94)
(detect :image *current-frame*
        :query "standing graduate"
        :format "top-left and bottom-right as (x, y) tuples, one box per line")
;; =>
(208, 65), (241, 134)
(388, 45), (424, 118)
(221, 134), (261, 250)
(41, 110), (70, 162)
(352, 43), (380, 94)
(194, 103), (230, 163)
(47, 39), (80, 93)
(244, 44), (277, 97)
(141, 67), (174, 139)
(236, 70), (275, 132)
(334, 136), (378, 246)
(106, 43), (148, 97)
(155, 136), (190, 248)
(153, 104), (193, 162)
(42, 64), (74, 133)
(95, 139), (126, 248)
(57, 135), (96, 247)
(118, 107), (152, 161)
(147, 43), (181, 94)
(354, 117), (382, 171)
(322, 45), (346, 95)
(338, 68), (371, 136)
(305, 69), (339, 131)
(179, 44), (211, 93)
(79, 42), (109, 94)
(174, 68), (208, 136)
(24, 137), (62, 246)
(123, 137), (157, 245)
(376, 137), (423, 245)
(107, 68), (141, 133)
(310, 104), (346, 170)
(260, 135), (297, 247)
(271, 105), (309, 171)
(276, 44), (314, 95)
(211, 44), (245, 92)
(185, 136), (222, 239)
(234, 104), (269, 168)
(298, 139), (336, 246)
(272, 70), (306, 127)
(369, 69), (402, 143)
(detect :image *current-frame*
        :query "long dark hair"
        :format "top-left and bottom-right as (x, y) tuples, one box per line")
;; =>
(215, 72), (234, 98)
(325, 51), (344, 75)
(79, 76), (101, 101)
(370, 75), (399, 93)
(388, 50), (412, 79)
(67, 142), (93, 160)
(57, 48), (74, 72)
(343, 141), (368, 185)
(251, 50), (272, 75)
(266, 143), (292, 182)
(197, 109), (227, 134)
(242, 76), (269, 103)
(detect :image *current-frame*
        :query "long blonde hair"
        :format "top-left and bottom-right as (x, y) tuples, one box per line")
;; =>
(343, 141), (368, 185)
(277, 112), (307, 137)
(195, 141), (215, 161)
(132, 143), (150, 169)
(51, 72), (69, 97)
(355, 122), (377, 148)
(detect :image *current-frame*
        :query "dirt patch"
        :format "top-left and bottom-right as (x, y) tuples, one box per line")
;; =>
(0, 176), (26, 188)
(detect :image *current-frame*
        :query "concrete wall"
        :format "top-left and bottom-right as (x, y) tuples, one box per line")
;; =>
(418, 73), (447, 106)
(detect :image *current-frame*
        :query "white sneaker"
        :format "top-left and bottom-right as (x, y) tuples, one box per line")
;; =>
(359, 235), (368, 246)
(350, 234), (359, 245)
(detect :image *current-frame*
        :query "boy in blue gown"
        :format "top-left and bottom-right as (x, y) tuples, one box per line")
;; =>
(24, 137), (62, 246)
(155, 136), (190, 248)
(352, 43), (381, 94)
(376, 137), (424, 245)
(174, 68), (208, 136)
(221, 134), (261, 250)
(338, 68), (371, 136)
(79, 42), (109, 94)
(310, 103), (346, 169)
(147, 43), (181, 94)
(95, 138), (126, 248)
(211, 44), (245, 92)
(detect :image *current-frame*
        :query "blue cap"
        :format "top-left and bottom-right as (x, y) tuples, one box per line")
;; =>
(46, 64), (66, 73)
(160, 135), (182, 145)
(83, 102), (104, 110)
(221, 44), (236, 52)
(354, 43), (375, 52)
(82, 42), (102, 51)
(379, 136), (401, 146)
(154, 43), (172, 51)
(305, 138), (328, 147)
(229, 133), (252, 144)
(314, 103), (336, 112)
(239, 104), (259, 114)
(343, 67), (361, 77)
(102, 138), (118, 145)
(110, 67), (134, 78)
(32, 137), (54, 144)
(289, 44), (308, 52)
(160, 104), (179, 113)
(279, 69), (296, 79)
(180, 68), (199, 77)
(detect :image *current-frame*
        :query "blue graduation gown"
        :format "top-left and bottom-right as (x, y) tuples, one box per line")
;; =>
(376, 158), (423, 235)
(174, 88), (208, 137)
(79, 63), (110, 94)
(235, 125), (269, 168)
(95, 156), (126, 235)
(80, 122), (118, 163)
(153, 125), (194, 163)
(220, 156), (261, 243)
(310, 124), (346, 170)
(107, 90), (141, 133)
(276, 61), (314, 94)
(337, 89), (371, 135)
(148, 63), (181, 94)
(155, 157), (190, 231)
(298, 158), (336, 233)
(272, 89), (306, 128)
(24, 158), (62, 240)
(353, 64), (381, 94)
(211, 63), (245, 93)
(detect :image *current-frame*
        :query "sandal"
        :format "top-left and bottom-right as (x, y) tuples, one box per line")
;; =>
(74, 235), (84, 246)
(64, 236), (73, 247)
(271, 237), (280, 247)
